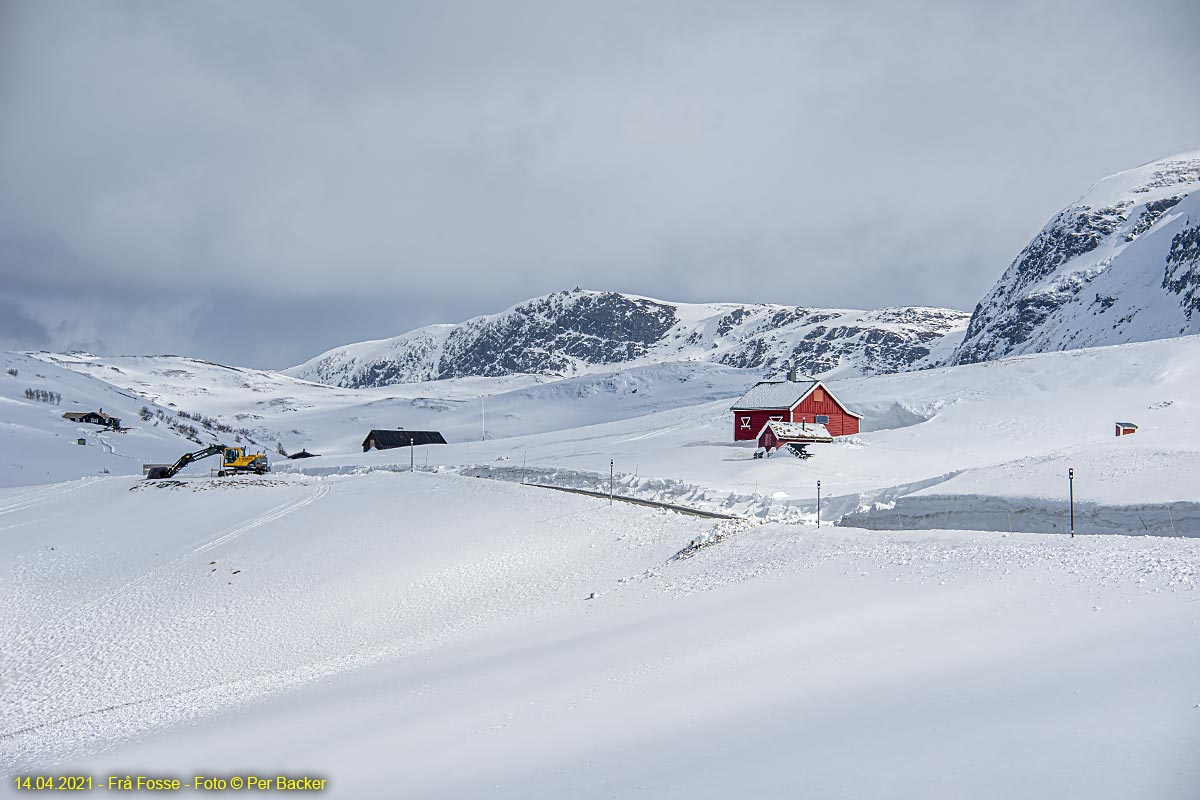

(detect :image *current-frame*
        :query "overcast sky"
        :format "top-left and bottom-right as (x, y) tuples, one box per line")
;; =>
(1, 0), (1197, 368)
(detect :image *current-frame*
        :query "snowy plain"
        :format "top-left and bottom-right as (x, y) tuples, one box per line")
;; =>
(2, 336), (1200, 797)
(1, 472), (1197, 798)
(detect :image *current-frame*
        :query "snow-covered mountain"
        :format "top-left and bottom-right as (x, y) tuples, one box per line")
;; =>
(953, 150), (1200, 364)
(287, 290), (969, 388)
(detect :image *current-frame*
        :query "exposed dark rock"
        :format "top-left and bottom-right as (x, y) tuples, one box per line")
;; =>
(1163, 223), (1200, 316)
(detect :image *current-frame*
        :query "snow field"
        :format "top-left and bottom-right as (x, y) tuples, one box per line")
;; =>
(0, 354), (203, 487)
(266, 335), (1200, 535)
(1, 471), (1192, 798)
(0, 471), (708, 776)
(27, 335), (1200, 538)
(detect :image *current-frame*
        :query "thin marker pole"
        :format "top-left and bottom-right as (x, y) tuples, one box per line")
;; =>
(1069, 468), (1075, 538)
(816, 480), (821, 528)
(610, 460), (614, 505)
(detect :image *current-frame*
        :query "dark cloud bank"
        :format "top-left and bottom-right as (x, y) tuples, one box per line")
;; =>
(1, 0), (1197, 368)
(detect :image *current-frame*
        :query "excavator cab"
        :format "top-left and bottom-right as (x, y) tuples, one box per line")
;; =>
(217, 446), (270, 476)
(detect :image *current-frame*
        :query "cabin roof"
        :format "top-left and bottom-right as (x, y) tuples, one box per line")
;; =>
(730, 380), (819, 410)
(63, 410), (119, 422)
(362, 429), (447, 448)
(757, 419), (834, 443)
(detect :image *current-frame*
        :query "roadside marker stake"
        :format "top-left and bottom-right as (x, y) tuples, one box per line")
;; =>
(1069, 468), (1075, 538)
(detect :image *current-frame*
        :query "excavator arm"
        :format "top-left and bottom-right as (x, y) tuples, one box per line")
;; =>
(145, 444), (224, 479)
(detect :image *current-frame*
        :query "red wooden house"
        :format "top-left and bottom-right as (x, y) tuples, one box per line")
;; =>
(730, 372), (861, 441)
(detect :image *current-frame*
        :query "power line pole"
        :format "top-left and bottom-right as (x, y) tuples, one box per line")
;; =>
(610, 460), (614, 506)
(816, 480), (821, 528)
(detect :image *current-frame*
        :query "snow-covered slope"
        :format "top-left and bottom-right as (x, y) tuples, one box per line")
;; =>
(26, 333), (1200, 537)
(0, 352), (243, 486)
(954, 150), (1200, 364)
(287, 289), (969, 387)
(2, 471), (1196, 798)
(32, 352), (759, 457)
(274, 334), (1200, 536)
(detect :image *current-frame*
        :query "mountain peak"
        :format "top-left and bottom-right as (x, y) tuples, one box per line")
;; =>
(953, 150), (1200, 365)
(287, 291), (969, 388)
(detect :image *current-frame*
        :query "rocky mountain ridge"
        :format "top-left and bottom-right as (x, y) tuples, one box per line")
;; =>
(288, 291), (970, 388)
(953, 151), (1200, 364)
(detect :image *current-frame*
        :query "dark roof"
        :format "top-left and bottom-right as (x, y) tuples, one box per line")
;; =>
(363, 430), (447, 448)
(287, 449), (320, 459)
(63, 410), (120, 423)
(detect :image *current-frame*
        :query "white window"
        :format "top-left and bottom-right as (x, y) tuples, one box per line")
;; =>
(740, 416), (751, 429)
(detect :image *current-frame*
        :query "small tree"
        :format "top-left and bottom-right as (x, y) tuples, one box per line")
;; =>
(23, 388), (61, 405)
(5, 368), (16, 377)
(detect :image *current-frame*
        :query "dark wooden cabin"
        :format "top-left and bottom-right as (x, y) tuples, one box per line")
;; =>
(362, 430), (447, 452)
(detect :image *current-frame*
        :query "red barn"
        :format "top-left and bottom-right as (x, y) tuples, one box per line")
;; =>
(730, 374), (861, 441)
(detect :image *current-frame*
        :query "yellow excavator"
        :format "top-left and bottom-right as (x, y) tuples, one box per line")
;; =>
(143, 444), (270, 479)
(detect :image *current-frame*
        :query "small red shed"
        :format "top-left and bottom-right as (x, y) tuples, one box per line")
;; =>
(757, 420), (834, 452)
(1115, 422), (1138, 437)
(730, 372), (861, 441)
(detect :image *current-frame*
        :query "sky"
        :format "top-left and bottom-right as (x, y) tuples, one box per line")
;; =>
(1, 1), (1198, 369)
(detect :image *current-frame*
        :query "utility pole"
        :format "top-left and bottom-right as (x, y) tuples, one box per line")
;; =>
(816, 480), (821, 528)
(410, 439), (414, 472)
(1069, 467), (1075, 538)
(610, 460), (614, 505)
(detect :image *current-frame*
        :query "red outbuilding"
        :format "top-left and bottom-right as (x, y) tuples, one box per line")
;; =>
(730, 372), (862, 441)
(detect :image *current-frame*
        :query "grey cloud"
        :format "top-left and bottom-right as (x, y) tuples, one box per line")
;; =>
(1, 0), (1198, 367)
(0, 299), (51, 350)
